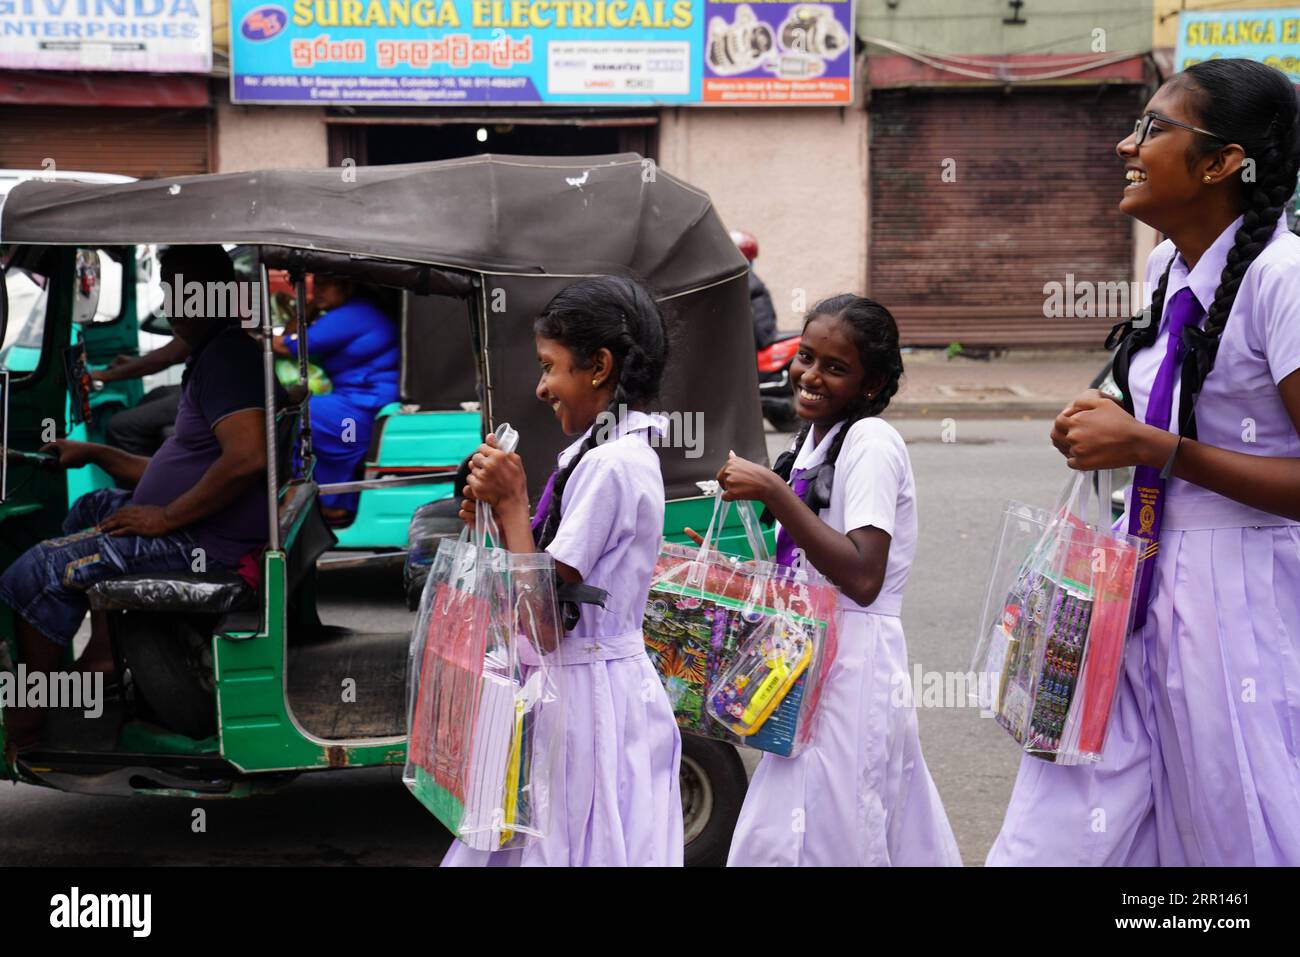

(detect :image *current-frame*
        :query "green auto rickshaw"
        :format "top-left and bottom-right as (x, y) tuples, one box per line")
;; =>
(0, 153), (769, 864)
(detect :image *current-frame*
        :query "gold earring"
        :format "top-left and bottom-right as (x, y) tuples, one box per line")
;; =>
(1203, 175), (1213, 183)
(592, 378), (599, 388)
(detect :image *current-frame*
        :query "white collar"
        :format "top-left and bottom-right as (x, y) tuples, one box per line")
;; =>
(791, 419), (846, 471)
(557, 409), (667, 467)
(1169, 213), (1290, 316)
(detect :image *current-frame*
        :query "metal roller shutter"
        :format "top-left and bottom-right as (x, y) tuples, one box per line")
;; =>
(0, 106), (211, 180)
(869, 86), (1146, 347)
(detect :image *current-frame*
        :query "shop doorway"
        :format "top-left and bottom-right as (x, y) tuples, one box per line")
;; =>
(327, 114), (657, 167)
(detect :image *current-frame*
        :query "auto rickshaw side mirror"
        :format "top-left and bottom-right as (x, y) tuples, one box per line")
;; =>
(1, 254), (8, 347)
(139, 309), (173, 337)
(72, 248), (101, 326)
(136, 244), (155, 277)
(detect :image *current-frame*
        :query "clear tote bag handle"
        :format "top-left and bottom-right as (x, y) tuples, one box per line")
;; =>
(460, 422), (520, 548)
(1055, 469), (1113, 531)
(693, 481), (771, 561)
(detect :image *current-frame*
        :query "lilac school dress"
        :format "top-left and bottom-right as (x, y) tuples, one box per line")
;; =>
(441, 411), (684, 867)
(987, 217), (1300, 866)
(727, 418), (963, 866)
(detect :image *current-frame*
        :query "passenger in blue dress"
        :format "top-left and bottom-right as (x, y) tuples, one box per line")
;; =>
(273, 277), (400, 521)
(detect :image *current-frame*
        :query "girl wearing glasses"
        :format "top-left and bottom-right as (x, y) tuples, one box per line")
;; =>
(988, 58), (1300, 866)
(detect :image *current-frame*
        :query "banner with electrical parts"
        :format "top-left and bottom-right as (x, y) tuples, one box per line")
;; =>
(229, 0), (853, 105)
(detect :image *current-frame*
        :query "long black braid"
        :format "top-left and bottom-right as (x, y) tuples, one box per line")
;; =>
(1112, 60), (1300, 426)
(770, 294), (904, 514)
(533, 276), (669, 549)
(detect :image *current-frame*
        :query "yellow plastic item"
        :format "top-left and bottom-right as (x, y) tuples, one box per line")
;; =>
(730, 638), (812, 736)
(499, 696), (526, 845)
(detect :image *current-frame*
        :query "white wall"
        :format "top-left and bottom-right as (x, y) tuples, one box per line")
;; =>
(214, 102), (329, 172)
(658, 106), (868, 332)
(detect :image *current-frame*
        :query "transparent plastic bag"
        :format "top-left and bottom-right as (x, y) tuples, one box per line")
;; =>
(404, 425), (563, 850)
(642, 492), (839, 757)
(971, 471), (1141, 765)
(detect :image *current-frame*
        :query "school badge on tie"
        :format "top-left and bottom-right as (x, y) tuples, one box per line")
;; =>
(1134, 487), (1159, 557)
(1126, 287), (1205, 630)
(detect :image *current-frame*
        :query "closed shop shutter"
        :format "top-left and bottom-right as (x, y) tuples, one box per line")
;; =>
(0, 106), (211, 180)
(869, 86), (1146, 347)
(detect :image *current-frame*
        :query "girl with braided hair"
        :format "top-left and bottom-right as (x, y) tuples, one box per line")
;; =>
(988, 59), (1300, 866)
(442, 275), (683, 866)
(713, 294), (961, 866)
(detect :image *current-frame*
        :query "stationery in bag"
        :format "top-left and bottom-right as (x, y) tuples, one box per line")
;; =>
(642, 490), (839, 757)
(972, 470), (1141, 764)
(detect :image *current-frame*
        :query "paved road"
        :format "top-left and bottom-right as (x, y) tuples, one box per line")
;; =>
(0, 417), (1065, 866)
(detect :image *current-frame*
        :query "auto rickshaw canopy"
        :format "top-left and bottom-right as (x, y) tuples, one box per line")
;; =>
(0, 153), (743, 296)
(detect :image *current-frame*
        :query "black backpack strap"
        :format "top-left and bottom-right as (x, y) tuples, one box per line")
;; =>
(1110, 334), (1137, 418)
(555, 580), (609, 632)
(760, 447), (798, 526)
(1105, 256), (1177, 420)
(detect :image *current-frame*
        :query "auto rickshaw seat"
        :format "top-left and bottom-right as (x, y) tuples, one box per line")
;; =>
(86, 571), (255, 615)
(86, 483), (336, 623)
(83, 403), (306, 618)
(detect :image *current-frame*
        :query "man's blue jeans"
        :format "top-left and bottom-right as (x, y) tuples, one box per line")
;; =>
(0, 488), (198, 647)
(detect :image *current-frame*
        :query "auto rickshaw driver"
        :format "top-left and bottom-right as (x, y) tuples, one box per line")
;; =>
(0, 245), (278, 753)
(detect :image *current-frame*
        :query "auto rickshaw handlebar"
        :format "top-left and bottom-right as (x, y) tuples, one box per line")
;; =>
(3, 448), (56, 465)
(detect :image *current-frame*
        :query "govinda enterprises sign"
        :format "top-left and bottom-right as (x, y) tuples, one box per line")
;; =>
(1174, 7), (1300, 84)
(229, 0), (855, 105)
(0, 0), (212, 72)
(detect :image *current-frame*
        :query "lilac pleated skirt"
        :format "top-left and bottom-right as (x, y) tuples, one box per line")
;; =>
(441, 648), (684, 867)
(727, 609), (963, 866)
(987, 523), (1300, 866)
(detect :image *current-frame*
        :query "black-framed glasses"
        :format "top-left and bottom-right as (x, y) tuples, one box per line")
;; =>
(1133, 111), (1227, 147)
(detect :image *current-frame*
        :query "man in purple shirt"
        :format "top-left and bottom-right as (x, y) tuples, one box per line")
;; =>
(0, 245), (273, 751)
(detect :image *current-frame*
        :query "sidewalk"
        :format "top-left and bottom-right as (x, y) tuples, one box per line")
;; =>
(885, 347), (1112, 418)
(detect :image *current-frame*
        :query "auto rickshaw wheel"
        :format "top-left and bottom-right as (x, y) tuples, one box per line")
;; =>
(116, 612), (218, 741)
(679, 736), (748, 866)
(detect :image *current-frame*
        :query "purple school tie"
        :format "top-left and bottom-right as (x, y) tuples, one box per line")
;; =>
(1127, 286), (1204, 630)
(774, 467), (811, 567)
(530, 469), (560, 538)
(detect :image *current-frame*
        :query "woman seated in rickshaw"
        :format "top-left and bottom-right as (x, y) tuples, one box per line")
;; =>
(272, 276), (399, 524)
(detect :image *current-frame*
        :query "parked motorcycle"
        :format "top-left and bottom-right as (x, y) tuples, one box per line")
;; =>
(758, 330), (801, 432)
